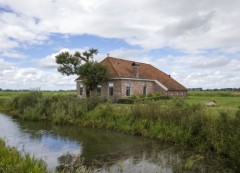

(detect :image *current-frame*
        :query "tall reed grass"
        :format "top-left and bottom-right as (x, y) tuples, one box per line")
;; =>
(82, 99), (240, 169)
(8, 91), (105, 124)
(0, 138), (47, 173)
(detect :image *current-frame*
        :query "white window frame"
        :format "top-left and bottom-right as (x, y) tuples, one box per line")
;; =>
(126, 82), (131, 96)
(108, 82), (114, 96)
(79, 83), (84, 95)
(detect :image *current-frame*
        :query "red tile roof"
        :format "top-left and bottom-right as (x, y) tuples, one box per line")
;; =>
(101, 57), (187, 91)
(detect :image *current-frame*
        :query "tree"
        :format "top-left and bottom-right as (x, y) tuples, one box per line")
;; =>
(55, 48), (98, 76)
(55, 48), (108, 96)
(78, 62), (108, 92)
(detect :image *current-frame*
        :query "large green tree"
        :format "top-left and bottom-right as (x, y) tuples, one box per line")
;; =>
(55, 48), (108, 96)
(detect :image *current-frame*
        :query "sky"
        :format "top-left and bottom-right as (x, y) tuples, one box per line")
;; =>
(0, 0), (240, 90)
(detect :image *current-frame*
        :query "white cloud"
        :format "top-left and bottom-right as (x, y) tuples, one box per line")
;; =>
(0, 59), (77, 90)
(37, 48), (104, 68)
(1, 51), (27, 59)
(1, 0), (240, 53)
(0, 0), (240, 89)
(37, 49), (69, 68)
(0, 59), (14, 70)
(155, 55), (240, 89)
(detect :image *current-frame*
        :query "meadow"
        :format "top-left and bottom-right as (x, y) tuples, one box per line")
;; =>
(0, 90), (240, 171)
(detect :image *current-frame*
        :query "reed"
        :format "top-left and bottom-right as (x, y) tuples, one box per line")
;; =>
(0, 138), (48, 173)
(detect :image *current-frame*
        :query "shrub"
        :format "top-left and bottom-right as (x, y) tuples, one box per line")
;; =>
(8, 92), (105, 124)
(118, 98), (134, 104)
(11, 91), (43, 114)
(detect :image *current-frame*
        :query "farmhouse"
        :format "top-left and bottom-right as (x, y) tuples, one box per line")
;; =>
(76, 57), (187, 100)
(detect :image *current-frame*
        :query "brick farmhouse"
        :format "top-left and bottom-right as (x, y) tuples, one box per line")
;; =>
(76, 57), (187, 100)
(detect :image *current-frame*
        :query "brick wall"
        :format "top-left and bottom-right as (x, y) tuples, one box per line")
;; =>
(76, 79), (188, 100)
(166, 90), (188, 96)
(119, 79), (155, 97)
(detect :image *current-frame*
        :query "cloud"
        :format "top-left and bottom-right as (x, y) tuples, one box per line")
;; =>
(37, 48), (103, 68)
(155, 55), (240, 89)
(0, 59), (77, 90)
(0, 59), (14, 70)
(1, 0), (240, 53)
(159, 11), (215, 38)
(0, 11), (47, 51)
(0, 0), (240, 89)
(0, 51), (27, 59)
(37, 49), (69, 68)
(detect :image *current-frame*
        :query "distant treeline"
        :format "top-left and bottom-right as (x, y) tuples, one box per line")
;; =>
(1, 88), (240, 92)
(0, 89), (75, 92)
(188, 88), (240, 91)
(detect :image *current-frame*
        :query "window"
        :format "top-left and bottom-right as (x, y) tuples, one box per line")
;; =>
(97, 85), (101, 95)
(143, 83), (147, 95)
(126, 82), (131, 96)
(108, 82), (114, 96)
(79, 83), (83, 95)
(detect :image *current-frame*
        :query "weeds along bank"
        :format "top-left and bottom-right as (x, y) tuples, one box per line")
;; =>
(1, 91), (240, 170)
(0, 138), (47, 173)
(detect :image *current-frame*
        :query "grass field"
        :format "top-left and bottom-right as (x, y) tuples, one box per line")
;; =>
(187, 91), (240, 116)
(187, 95), (240, 109)
(0, 90), (75, 98)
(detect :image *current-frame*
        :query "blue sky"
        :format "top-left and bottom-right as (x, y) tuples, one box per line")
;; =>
(0, 0), (240, 90)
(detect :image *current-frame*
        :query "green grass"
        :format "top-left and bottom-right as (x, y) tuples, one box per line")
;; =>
(187, 96), (240, 108)
(188, 91), (240, 97)
(188, 90), (240, 119)
(0, 91), (75, 99)
(0, 138), (48, 173)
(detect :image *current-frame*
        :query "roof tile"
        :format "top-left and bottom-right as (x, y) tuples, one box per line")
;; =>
(101, 57), (187, 91)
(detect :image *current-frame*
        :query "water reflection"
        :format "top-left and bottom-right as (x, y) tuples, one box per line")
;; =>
(0, 114), (80, 171)
(0, 113), (235, 173)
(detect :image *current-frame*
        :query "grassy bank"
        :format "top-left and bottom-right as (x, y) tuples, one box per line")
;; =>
(0, 138), (47, 173)
(1, 91), (240, 170)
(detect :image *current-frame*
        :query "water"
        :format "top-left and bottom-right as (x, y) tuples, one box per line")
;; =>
(0, 113), (235, 173)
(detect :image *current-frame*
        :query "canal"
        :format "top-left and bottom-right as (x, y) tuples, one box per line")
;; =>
(0, 113), (234, 172)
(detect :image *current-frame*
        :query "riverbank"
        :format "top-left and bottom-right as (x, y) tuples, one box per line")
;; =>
(0, 138), (47, 173)
(0, 91), (240, 170)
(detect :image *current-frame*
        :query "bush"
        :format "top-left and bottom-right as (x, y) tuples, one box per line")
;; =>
(118, 98), (134, 104)
(8, 92), (104, 124)
(130, 94), (170, 103)
(11, 91), (43, 114)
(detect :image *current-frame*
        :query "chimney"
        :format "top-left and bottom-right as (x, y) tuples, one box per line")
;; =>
(132, 62), (140, 78)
